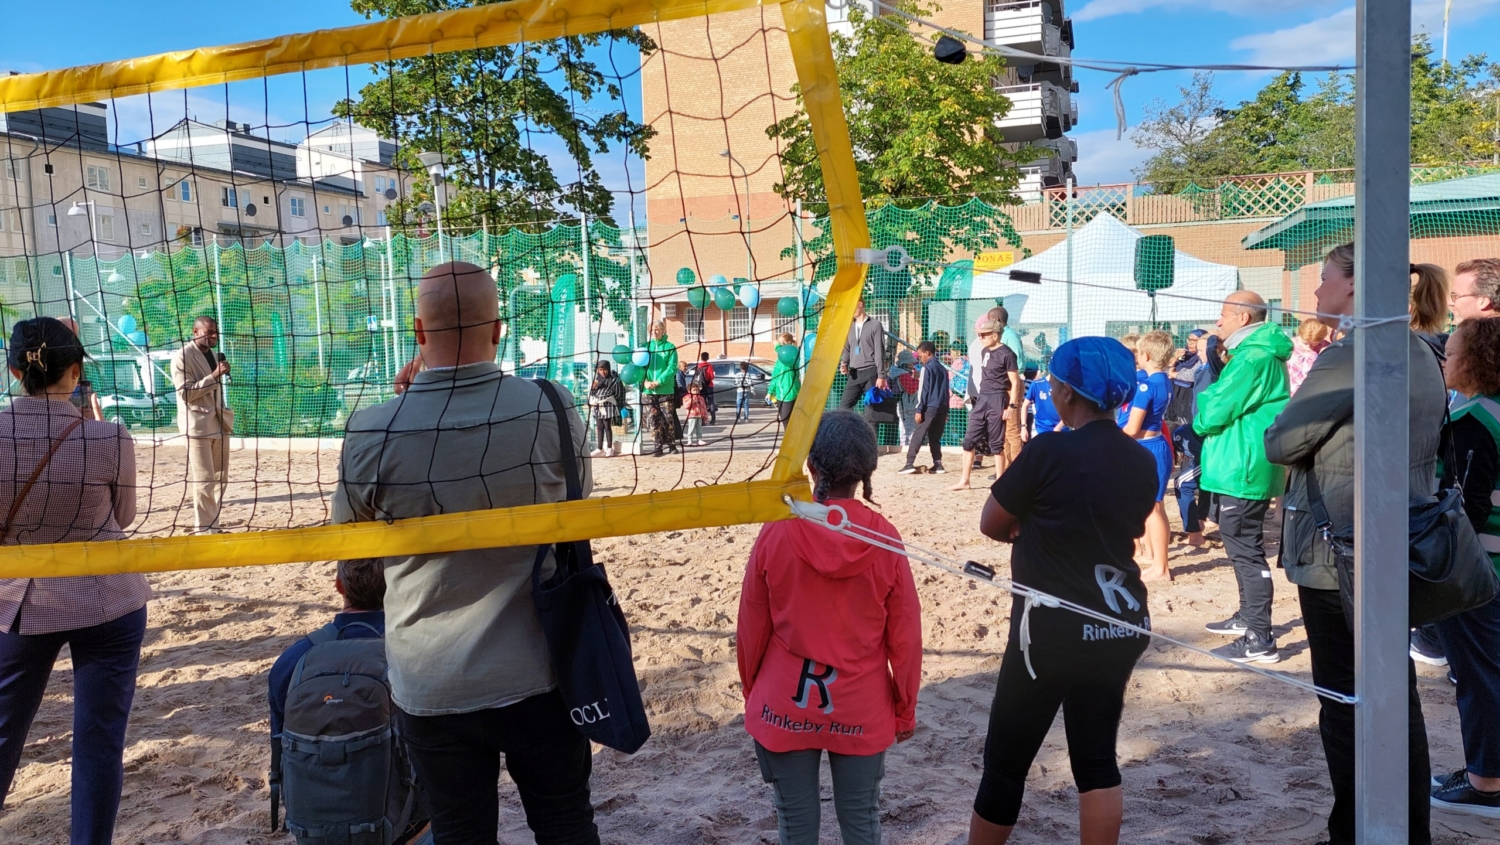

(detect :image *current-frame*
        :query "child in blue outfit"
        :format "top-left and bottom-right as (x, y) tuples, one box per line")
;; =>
(1022, 376), (1062, 440)
(1121, 330), (1176, 582)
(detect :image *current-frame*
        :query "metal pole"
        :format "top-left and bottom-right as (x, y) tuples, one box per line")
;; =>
(1064, 177), (1075, 341)
(211, 236), (225, 336)
(1353, 0), (1413, 838)
(794, 198), (805, 286)
(434, 183), (446, 265)
(312, 256), (326, 373)
(62, 249), (77, 325)
(385, 226), (397, 379)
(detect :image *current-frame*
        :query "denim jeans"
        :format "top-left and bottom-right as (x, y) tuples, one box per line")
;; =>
(736, 392), (751, 421)
(753, 742), (885, 845)
(1433, 590), (1500, 778)
(0, 605), (147, 845)
(397, 690), (597, 845)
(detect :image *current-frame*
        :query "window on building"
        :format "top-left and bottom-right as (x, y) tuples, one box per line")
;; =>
(221, 187), (237, 208)
(289, 197), (306, 218)
(178, 180), (192, 202)
(98, 214), (115, 242)
(323, 204), (331, 214)
(3, 161), (15, 180)
(377, 208), (388, 226)
(190, 227), (204, 246)
(728, 306), (751, 340)
(46, 212), (57, 227)
(86, 165), (111, 192)
(683, 307), (706, 342)
(137, 176), (149, 190)
(140, 221), (152, 236)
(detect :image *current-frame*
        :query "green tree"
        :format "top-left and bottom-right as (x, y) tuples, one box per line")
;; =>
(335, 0), (656, 233)
(767, 0), (1027, 292)
(1133, 38), (1500, 188)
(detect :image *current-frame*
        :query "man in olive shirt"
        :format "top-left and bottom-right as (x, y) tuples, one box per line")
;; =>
(332, 262), (596, 843)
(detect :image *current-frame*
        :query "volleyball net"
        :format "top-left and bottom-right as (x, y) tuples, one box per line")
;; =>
(0, 0), (870, 577)
(1, 0), (1498, 578)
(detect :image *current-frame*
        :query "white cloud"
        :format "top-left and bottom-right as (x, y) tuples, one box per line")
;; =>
(1071, 126), (1154, 185)
(1228, 6), (1356, 65)
(1229, 0), (1500, 65)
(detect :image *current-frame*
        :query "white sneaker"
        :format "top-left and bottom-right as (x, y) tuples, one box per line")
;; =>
(589, 448), (605, 458)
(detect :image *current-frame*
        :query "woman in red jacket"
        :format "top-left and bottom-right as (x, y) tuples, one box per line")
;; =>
(737, 410), (923, 845)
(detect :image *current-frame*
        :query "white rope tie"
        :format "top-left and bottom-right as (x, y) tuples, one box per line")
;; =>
(785, 496), (1358, 705)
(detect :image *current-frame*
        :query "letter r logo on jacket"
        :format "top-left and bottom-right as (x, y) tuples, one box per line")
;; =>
(792, 658), (837, 714)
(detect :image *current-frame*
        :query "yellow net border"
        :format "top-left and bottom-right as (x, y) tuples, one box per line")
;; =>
(0, 0), (870, 578)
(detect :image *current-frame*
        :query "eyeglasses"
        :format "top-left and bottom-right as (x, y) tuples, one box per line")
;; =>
(978, 331), (996, 337)
(1449, 292), (1479, 304)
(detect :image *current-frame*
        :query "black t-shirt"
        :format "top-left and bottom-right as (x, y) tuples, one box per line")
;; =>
(990, 419), (1158, 656)
(977, 344), (1017, 396)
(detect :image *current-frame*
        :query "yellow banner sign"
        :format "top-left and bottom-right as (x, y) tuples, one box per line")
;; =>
(974, 251), (1016, 272)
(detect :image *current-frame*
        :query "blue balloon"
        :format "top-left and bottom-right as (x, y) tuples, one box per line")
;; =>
(118, 315), (137, 334)
(709, 274), (729, 288)
(631, 348), (650, 368)
(127, 330), (147, 346)
(739, 285), (761, 309)
(802, 332), (817, 362)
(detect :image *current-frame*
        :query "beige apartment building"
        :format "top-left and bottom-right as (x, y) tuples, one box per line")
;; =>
(0, 104), (412, 264)
(637, 0), (1078, 358)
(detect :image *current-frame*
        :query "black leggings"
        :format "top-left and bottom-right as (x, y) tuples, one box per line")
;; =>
(594, 415), (613, 450)
(973, 639), (1143, 826)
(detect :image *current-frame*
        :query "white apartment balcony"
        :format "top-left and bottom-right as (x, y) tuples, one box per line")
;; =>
(995, 82), (1073, 143)
(1026, 137), (1077, 165)
(1016, 157), (1072, 200)
(985, 0), (1067, 57)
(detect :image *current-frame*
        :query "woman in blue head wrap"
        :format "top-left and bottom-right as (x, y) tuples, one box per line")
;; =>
(967, 337), (1160, 845)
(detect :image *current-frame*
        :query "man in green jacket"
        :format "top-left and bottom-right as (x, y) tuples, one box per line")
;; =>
(1194, 291), (1291, 664)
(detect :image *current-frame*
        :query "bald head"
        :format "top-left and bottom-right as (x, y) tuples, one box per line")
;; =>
(415, 262), (501, 368)
(1216, 290), (1268, 340)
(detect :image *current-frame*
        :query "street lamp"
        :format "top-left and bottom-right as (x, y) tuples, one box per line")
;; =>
(718, 150), (753, 284)
(67, 201), (98, 242)
(415, 151), (451, 263)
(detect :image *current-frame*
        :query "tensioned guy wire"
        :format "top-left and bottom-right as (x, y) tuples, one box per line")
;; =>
(830, 0), (1351, 137)
(786, 496), (1360, 705)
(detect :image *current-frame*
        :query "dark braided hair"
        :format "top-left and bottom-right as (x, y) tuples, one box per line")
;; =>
(8, 317), (87, 395)
(808, 410), (878, 504)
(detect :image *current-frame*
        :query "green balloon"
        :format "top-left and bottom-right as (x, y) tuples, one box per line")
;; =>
(776, 296), (799, 317)
(777, 343), (799, 366)
(621, 363), (645, 384)
(675, 267), (697, 286)
(611, 344), (632, 365)
(712, 287), (737, 311)
(687, 287), (710, 309)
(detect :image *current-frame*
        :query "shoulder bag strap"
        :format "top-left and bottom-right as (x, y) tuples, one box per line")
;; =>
(534, 380), (583, 502)
(0, 416), (85, 545)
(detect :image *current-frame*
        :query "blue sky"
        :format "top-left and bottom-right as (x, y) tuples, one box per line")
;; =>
(4, 0), (1500, 192)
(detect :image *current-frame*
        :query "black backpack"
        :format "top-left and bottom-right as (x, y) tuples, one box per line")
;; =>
(271, 622), (426, 845)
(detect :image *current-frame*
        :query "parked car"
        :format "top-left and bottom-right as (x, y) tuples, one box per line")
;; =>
(85, 351), (178, 429)
(701, 357), (775, 411)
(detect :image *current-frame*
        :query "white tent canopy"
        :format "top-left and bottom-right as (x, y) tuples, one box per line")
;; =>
(970, 214), (1239, 338)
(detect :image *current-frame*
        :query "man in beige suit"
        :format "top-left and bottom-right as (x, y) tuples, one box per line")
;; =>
(170, 316), (234, 532)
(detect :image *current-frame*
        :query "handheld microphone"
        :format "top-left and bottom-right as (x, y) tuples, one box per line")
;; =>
(217, 352), (231, 385)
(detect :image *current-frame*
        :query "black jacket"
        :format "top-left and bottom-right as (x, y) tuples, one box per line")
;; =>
(916, 358), (950, 415)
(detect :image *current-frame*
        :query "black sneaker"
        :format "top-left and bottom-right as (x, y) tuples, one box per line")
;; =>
(1410, 628), (1448, 667)
(898, 465), (918, 475)
(1431, 769), (1500, 818)
(1204, 615), (1248, 636)
(1212, 632), (1280, 664)
(930, 464), (947, 475)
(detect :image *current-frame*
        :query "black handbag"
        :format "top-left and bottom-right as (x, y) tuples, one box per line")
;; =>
(1307, 410), (1500, 627)
(531, 380), (652, 754)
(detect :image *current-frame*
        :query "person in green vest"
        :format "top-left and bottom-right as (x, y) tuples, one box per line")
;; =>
(768, 332), (801, 424)
(641, 320), (680, 457)
(1430, 316), (1500, 818)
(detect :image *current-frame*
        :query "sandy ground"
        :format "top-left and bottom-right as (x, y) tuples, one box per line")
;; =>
(0, 433), (1496, 845)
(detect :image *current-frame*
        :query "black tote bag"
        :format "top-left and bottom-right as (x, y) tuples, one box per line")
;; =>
(532, 380), (652, 754)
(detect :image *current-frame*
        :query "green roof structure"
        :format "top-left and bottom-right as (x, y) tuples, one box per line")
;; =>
(1242, 173), (1500, 269)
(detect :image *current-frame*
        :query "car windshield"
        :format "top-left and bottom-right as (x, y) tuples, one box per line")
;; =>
(88, 360), (144, 394)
